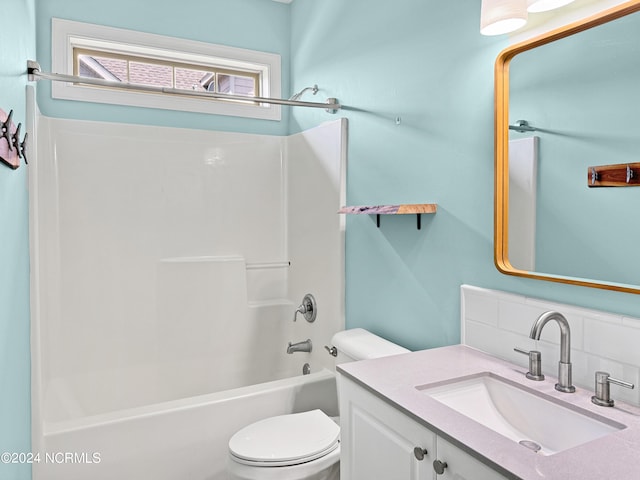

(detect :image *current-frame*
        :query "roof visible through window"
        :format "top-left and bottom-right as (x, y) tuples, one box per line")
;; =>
(76, 50), (259, 96)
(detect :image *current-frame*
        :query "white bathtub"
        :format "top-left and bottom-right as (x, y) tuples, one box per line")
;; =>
(34, 370), (338, 480)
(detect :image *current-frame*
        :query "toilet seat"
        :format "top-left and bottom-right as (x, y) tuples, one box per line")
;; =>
(229, 410), (340, 467)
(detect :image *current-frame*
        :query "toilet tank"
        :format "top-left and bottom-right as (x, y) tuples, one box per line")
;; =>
(331, 328), (409, 365)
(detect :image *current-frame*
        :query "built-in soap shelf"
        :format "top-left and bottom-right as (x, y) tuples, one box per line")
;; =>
(339, 204), (437, 230)
(248, 299), (295, 309)
(160, 256), (291, 307)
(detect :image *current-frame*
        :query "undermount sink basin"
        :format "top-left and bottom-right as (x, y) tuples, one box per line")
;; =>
(418, 373), (625, 455)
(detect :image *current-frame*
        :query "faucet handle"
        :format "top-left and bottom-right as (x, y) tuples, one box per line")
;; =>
(514, 348), (545, 381)
(293, 294), (317, 323)
(591, 371), (635, 407)
(324, 345), (338, 357)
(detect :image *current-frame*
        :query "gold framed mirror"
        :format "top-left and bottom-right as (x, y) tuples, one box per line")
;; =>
(494, 0), (640, 294)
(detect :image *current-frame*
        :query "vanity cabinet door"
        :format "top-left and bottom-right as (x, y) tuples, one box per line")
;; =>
(434, 437), (509, 480)
(339, 375), (436, 480)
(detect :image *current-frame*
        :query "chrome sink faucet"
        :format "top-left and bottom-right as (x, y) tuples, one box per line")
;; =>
(529, 311), (576, 393)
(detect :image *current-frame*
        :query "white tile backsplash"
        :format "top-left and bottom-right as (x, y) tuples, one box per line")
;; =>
(461, 289), (499, 326)
(583, 319), (640, 366)
(497, 298), (547, 335)
(461, 285), (640, 406)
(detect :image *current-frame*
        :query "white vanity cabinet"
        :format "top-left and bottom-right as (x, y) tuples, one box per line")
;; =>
(338, 374), (510, 480)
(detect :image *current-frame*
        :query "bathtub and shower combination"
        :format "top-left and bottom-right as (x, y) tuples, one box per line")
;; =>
(28, 88), (347, 480)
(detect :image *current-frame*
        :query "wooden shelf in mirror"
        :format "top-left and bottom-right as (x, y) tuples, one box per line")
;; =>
(588, 162), (640, 187)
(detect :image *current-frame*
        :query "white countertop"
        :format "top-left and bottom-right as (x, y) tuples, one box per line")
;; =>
(337, 344), (640, 480)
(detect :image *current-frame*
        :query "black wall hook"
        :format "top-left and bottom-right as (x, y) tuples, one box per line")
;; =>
(11, 123), (21, 154)
(19, 132), (28, 164)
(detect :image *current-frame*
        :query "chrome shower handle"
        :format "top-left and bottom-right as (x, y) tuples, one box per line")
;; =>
(293, 294), (317, 322)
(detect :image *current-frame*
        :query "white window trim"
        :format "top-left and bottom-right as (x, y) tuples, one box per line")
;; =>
(52, 18), (282, 121)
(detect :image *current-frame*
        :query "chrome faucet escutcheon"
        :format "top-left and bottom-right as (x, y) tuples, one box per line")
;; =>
(529, 311), (575, 393)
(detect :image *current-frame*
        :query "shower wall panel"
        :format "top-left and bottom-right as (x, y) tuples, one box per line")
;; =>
(286, 119), (347, 373)
(34, 118), (294, 424)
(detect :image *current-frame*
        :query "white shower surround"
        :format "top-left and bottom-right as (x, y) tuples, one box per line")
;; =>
(28, 87), (346, 479)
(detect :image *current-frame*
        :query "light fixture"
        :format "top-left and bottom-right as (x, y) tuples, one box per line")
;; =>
(527, 0), (576, 13)
(480, 0), (528, 36)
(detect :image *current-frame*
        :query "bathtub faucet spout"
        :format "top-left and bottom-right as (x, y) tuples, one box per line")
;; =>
(287, 339), (312, 354)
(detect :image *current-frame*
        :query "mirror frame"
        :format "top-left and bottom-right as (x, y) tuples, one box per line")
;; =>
(494, 0), (640, 294)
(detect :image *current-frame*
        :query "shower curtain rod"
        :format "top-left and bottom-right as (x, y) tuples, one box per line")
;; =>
(26, 60), (341, 113)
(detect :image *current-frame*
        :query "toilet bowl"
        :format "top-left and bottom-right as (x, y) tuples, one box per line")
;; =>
(226, 328), (409, 480)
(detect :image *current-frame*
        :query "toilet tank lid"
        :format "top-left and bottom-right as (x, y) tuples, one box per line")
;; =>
(331, 328), (409, 360)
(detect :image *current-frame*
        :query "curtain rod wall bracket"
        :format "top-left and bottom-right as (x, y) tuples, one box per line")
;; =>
(27, 60), (40, 82)
(325, 98), (339, 114)
(509, 119), (537, 133)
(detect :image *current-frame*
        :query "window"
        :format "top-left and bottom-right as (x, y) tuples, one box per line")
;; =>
(52, 19), (282, 120)
(74, 49), (260, 96)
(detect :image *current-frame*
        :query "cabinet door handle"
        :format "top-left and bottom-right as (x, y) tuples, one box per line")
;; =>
(413, 447), (428, 461)
(433, 459), (448, 475)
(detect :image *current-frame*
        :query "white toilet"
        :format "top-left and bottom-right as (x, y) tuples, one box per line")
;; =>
(227, 328), (409, 480)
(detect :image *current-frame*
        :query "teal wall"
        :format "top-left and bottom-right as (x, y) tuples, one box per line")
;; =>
(35, 0), (292, 135)
(0, 2), (34, 478)
(290, 0), (640, 350)
(510, 12), (640, 286)
(4, 1), (640, 477)
(289, 0), (508, 349)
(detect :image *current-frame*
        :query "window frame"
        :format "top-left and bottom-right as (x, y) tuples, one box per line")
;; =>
(52, 18), (282, 121)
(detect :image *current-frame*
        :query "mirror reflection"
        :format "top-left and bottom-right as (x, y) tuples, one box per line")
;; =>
(495, 3), (640, 292)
